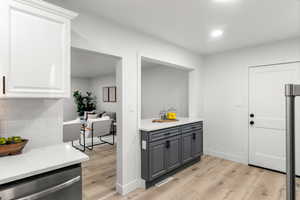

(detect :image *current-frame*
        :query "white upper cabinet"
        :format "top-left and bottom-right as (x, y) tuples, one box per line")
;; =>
(0, 0), (77, 98)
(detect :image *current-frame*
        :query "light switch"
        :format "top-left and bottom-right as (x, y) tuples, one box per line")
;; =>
(142, 140), (147, 150)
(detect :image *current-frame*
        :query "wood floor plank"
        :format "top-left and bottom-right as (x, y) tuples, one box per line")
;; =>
(82, 145), (298, 200)
(82, 144), (117, 200)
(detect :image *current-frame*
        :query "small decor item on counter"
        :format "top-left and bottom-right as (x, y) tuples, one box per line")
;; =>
(0, 136), (28, 156)
(153, 108), (178, 123)
(159, 110), (167, 120)
(167, 107), (177, 120)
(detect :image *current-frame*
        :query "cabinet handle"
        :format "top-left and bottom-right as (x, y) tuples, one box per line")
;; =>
(192, 133), (196, 140)
(2, 76), (5, 94)
(166, 140), (170, 149)
(16, 176), (80, 200)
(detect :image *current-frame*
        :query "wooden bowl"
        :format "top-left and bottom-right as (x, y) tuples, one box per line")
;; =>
(0, 140), (28, 156)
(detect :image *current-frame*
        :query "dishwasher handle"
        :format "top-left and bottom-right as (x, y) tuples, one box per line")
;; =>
(16, 176), (80, 200)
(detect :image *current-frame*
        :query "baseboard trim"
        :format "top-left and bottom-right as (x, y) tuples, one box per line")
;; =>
(249, 164), (300, 177)
(204, 149), (247, 164)
(116, 179), (141, 195)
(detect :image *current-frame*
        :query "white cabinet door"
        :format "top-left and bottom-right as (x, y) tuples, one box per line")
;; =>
(0, 0), (77, 98)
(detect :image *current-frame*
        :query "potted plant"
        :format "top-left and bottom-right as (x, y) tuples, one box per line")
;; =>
(73, 90), (97, 120)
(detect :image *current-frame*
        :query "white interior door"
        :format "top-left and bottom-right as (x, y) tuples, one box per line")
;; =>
(249, 62), (300, 174)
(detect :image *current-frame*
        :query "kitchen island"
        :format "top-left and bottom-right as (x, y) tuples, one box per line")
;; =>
(140, 118), (203, 188)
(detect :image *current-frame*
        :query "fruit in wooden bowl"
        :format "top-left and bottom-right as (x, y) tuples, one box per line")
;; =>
(0, 136), (28, 156)
(0, 137), (6, 145)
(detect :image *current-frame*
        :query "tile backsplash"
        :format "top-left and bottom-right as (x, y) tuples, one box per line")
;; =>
(0, 99), (63, 151)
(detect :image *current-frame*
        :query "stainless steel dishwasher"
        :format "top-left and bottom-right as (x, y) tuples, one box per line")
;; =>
(0, 164), (82, 200)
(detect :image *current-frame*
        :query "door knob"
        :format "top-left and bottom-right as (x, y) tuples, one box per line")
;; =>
(250, 113), (254, 118)
(250, 121), (254, 125)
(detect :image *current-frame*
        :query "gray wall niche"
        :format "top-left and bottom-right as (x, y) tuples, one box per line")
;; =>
(141, 61), (189, 119)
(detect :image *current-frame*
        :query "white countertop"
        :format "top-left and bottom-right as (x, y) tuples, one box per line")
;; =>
(140, 117), (204, 132)
(0, 143), (89, 185)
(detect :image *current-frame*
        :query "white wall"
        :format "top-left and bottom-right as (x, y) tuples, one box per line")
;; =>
(64, 7), (204, 194)
(141, 64), (189, 119)
(90, 74), (117, 113)
(203, 38), (300, 164)
(63, 77), (92, 121)
(0, 99), (63, 150)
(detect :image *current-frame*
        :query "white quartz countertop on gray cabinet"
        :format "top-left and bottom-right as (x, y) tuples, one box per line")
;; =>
(0, 143), (89, 185)
(140, 117), (204, 132)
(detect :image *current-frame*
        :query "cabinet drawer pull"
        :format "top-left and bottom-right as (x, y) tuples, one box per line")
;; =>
(192, 133), (196, 140)
(2, 76), (5, 94)
(16, 176), (81, 200)
(166, 141), (170, 148)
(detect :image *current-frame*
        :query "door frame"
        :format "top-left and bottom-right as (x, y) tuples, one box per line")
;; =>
(247, 61), (300, 166)
(69, 45), (124, 194)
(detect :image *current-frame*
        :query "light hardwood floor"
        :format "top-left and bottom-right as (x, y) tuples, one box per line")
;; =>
(82, 144), (300, 200)
(82, 144), (117, 200)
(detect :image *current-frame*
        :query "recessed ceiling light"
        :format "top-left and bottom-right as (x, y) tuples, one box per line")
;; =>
(214, 0), (235, 2)
(210, 29), (223, 38)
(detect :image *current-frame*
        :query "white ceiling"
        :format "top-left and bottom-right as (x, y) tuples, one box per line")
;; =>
(48, 0), (300, 54)
(71, 48), (119, 78)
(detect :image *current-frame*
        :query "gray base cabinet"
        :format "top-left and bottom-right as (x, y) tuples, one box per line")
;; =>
(149, 140), (168, 179)
(141, 121), (203, 186)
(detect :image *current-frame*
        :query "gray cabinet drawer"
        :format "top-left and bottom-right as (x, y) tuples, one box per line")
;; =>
(149, 127), (180, 142)
(182, 122), (202, 133)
